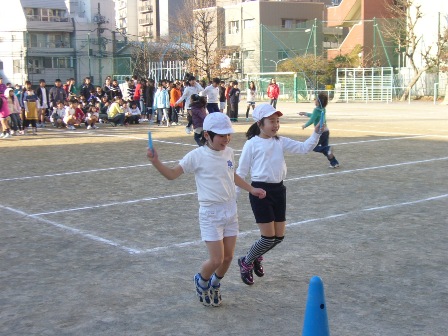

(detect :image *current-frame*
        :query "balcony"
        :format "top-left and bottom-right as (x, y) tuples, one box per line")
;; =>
(139, 18), (153, 26)
(26, 15), (69, 22)
(139, 5), (153, 13)
(139, 31), (154, 39)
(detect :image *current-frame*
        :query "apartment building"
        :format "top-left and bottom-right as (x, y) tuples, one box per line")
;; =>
(0, 0), (116, 86)
(215, 1), (326, 75)
(115, 0), (184, 42)
(326, 0), (396, 66)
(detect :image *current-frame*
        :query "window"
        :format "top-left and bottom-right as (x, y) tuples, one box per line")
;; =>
(282, 19), (294, 29)
(13, 60), (21, 74)
(243, 19), (255, 29)
(55, 58), (67, 68)
(243, 50), (254, 60)
(41, 8), (51, 22)
(29, 34), (38, 47)
(29, 33), (70, 48)
(228, 21), (239, 35)
(24, 8), (38, 21)
(43, 58), (52, 68)
(282, 19), (307, 29)
(28, 58), (40, 73)
(42, 57), (73, 69)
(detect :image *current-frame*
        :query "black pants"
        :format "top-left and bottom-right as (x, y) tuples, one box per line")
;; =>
(171, 106), (179, 123)
(230, 103), (239, 121)
(194, 131), (204, 146)
(186, 109), (192, 128)
(109, 113), (125, 125)
(313, 130), (331, 157)
(126, 115), (140, 124)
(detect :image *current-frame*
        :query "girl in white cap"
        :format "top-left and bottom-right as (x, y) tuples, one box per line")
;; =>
(147, 112), (266, 307)
(236, 103), (322, 286)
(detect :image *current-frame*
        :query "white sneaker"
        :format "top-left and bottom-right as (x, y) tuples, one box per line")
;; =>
(3, 133), (12, 138)
(87, 125), (92, 130)
(185, 126), (191, 134)
(0, 133), (5, 138)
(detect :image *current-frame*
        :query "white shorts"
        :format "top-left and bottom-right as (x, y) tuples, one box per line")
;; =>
(198, 200), (238, 241)
(219, 102), (226, 110)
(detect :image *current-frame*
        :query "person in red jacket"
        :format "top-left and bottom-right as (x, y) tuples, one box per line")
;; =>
(266, 78), (280, 109)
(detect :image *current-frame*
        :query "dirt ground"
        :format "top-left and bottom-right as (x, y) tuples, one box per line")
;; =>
(1, 101), (447, 336)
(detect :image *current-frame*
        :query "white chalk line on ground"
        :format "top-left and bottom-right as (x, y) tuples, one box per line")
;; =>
(282, 124), (448, 138)
(28, 156), (448, 217)
(0, 133), (437, 183)
(6, 193), (445, 256)
(0, 161), (178, 182)
(286, 156), (448, 182)
(0, 205), (141, 254)
(31, 192), (197, 216)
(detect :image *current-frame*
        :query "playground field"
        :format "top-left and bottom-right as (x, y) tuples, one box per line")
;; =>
(1, 101), (447, 335)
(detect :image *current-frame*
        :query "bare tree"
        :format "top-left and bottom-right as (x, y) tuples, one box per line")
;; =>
(169, 0), (229, 82)
(383, 0), (448, 101)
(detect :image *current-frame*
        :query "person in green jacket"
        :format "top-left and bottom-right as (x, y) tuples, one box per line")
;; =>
(299, 92), (340, 168)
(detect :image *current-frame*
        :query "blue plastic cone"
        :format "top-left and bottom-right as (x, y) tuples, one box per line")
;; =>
(302, 276), (330, 336)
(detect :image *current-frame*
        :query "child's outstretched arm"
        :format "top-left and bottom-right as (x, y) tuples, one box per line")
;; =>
(234, 173), (266, 199)
(147, 147), (184, 180)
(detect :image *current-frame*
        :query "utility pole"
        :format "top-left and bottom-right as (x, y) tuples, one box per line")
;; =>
(88, 33), (91, 78)
(93, 3), (107, 85)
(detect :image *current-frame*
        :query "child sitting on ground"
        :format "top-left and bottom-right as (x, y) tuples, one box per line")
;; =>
(51, 100), (67, 128)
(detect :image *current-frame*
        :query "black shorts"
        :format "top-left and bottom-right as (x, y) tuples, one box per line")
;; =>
(249, 181), (286, 223)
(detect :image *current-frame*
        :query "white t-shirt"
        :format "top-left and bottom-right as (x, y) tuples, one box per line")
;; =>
(236, 133), (320, 183)
(175, 83), (204, 109)
(39, 87), (48, 108)
(179, 145), (236, 206)
(120, 82), (129, 101)
(130, 107), (141, 115)
(63, 107), (75, 123)
(201, 84), (219, 104)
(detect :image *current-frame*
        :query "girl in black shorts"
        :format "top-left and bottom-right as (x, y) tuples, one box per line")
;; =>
(236, 103), (323, 285)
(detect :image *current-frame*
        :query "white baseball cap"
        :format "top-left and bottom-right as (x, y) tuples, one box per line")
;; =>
(252, 103), (283, 122)
(203, 112), (235, 134)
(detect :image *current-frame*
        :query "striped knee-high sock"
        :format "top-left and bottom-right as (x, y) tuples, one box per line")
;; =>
(265, 236), (284, 254)
(245, 235), (276, 265)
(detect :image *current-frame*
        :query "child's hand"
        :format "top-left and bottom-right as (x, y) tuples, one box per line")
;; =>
(298, 112), (306, 116)
(147, 147), (158, 162)
(301, 124), (306, 130)
(314, 124), (325, 134)
(251, 187), (266, 199)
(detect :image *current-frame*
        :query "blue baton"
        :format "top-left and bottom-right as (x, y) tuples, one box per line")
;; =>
(148, 131), (153, 149)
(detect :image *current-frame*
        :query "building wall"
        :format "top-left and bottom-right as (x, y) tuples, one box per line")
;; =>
(116, 0), (138, 40)
(222, 1), (324, 75)
(0, 0), (117, 86)
(0, 2), (28, 85)
(412, 0), (448, 69)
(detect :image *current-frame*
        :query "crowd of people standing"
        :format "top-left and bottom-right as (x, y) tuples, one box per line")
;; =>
(0, 74), (282, 139)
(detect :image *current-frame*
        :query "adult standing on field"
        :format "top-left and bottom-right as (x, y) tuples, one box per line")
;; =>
(49, 79), (67, 109)
(267, 78), (280, 109)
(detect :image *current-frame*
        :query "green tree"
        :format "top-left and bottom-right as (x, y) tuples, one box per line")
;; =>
(278, 55), (336, 88)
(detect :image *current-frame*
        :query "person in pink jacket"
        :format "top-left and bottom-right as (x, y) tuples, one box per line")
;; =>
(0, 84), (12, 138)
(266, 78), (280, 109)
(5, 88), (23, 135)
